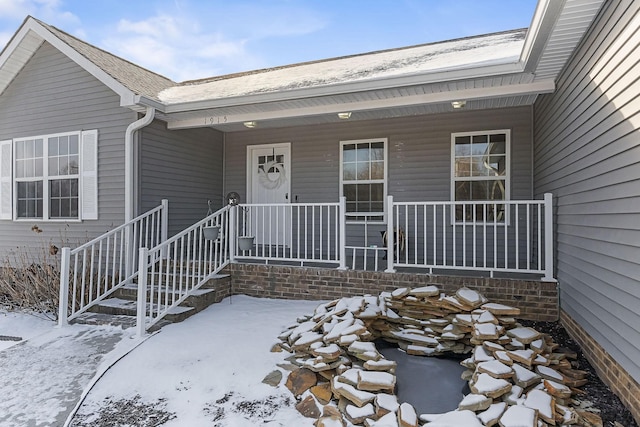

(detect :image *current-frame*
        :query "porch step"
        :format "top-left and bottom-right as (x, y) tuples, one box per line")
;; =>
(87, 273), (231, 330)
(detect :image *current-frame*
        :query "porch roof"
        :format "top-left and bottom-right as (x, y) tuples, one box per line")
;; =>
(0, 0), (605, 132)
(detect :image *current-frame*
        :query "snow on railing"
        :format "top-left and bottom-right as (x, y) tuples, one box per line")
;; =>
(136, 205), (231, 336)
(58, 200), (168, 326)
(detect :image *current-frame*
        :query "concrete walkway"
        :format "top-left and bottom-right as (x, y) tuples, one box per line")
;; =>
(0, 322), (138, 427)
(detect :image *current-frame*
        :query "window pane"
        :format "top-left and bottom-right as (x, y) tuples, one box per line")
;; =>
(343, 144), (356, 162)
(51, 199), (60, 218)
(486, 155), (506, 175)
(358, 183), (372, 201)
(370, 183), (384, 202)
(51, 180), (60, 197)
(371, 142), (384, 160)
(371, 161), (384, 179)
(488, 179), (506, 200)
(60, 136), (69, 155)
(49, 138), (59, 156)
(455, 181), (471, 201)
(343, 163), (356, 181)
(343, 184), (357, 201)
(16, 142), (24, 158)
(490, 133), (506, 144)
(471, 181), (490, 200)
(356, 143), (369, 161)
(35, 158), (43, 176)
(25, 140), (34, 158)
(16, 160), (25, 178)
(59, 157), (70, 175)
(68, 156), (79, 174)
(455, 136), (471, 156)
(35, 139), (43, 157)
(455, 158), (471, 177)
(356, 163), (369, 180)
(49, 157), (59, 176)
(69, 135), (79, 154)
(70, 199), (79, 217)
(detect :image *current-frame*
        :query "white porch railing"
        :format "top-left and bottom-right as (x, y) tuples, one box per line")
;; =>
(232, 201), (346, 268)
(383, 194), (554, 280)
(235, 194), (554, 280)
(58, 199), (168, 325)
(136, 205), (231, 336)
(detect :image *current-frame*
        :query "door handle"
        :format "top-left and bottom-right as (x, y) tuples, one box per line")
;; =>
(285, 193), (289, 200)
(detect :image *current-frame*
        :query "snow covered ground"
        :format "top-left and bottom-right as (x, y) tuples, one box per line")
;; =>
(1, 296), (321, 426)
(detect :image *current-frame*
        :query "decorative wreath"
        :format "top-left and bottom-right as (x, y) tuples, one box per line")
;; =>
(258, 160), (287, 190)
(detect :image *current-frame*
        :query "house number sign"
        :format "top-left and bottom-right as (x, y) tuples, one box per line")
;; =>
(206, 116), (227, 125)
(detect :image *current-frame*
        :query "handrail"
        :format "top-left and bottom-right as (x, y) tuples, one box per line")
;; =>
(69, 203), (165, 255)
(58, 200), (169, 326)
(136, 205), (231, 336)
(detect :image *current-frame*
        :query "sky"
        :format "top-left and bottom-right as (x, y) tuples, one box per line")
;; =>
(0, 0), (538, 82)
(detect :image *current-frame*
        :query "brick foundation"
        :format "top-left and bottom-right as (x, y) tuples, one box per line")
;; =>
(223, 263), (558, 321)
(561, 311), (640, 425)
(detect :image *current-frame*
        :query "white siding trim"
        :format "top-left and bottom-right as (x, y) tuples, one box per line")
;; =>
(81, 129), (98, 220)
(0, 140), (12, 220)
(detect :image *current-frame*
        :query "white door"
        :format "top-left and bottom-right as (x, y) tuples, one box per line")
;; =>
(247, 143), (291, 247)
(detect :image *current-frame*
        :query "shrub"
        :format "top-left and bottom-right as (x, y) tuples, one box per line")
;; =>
(0, 242), (61, 320)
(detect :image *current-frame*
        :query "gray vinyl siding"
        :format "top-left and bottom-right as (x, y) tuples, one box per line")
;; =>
(0, 42), (134, 258)
(225, 106), (533, 203)
(224, 106), (533, 260)
(139, 120), (224, 236)
(533, 0), (640, 382)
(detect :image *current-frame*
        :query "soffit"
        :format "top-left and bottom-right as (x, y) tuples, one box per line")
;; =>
(0, 29), (43, 96)
(532, 0), (606, 81)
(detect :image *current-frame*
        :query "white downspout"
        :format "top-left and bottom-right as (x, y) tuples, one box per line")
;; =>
(125, 106), (155, 222)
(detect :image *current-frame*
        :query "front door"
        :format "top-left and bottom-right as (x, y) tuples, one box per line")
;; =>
(247, 143), (291, 247)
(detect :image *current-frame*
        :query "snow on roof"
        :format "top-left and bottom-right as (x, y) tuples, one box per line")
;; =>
(158, 29), (526, 104)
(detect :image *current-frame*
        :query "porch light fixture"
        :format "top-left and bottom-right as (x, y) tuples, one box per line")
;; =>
(451, 100), (466, 109)
(243, 121), (258, 128)
(337, 112), (352, 120)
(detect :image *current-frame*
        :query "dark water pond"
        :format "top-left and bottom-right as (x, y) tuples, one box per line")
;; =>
(376, 340), (469, 415)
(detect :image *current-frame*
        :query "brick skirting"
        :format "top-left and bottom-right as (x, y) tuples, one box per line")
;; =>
(223, 263), (558, 321)
(561, 311), (640, 425)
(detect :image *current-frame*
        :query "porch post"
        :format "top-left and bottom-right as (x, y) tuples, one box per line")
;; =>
(337, 197), (347, 270)
(160, 199), (169, 258)
(136, 247), (149, 338)
(229, 205), (237, 263)
(160, 199), (169, 243)
(385, 195), (396, 273)
(543, 193), (556, 282)
(58, 247), (70, 327)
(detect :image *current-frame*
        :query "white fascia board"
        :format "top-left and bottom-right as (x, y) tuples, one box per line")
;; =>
(163, 60), (525, 114)
(121, 94), (166, 110)
(166, 79), (555, 130)
(22, 18), (139, 106)
(0, 25), (44, 95)
(520, 0), (566, 72)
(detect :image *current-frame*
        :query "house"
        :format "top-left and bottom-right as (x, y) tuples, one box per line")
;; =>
(0, 0), (638, 421)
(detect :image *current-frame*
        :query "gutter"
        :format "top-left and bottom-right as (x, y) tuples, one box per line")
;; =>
(125, 104), (155, 222)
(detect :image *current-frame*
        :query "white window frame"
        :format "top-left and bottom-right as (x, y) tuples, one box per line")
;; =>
(339, 138), (388, 224)
(450, 129), (510, 225)
(0, 130), (98, 222)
